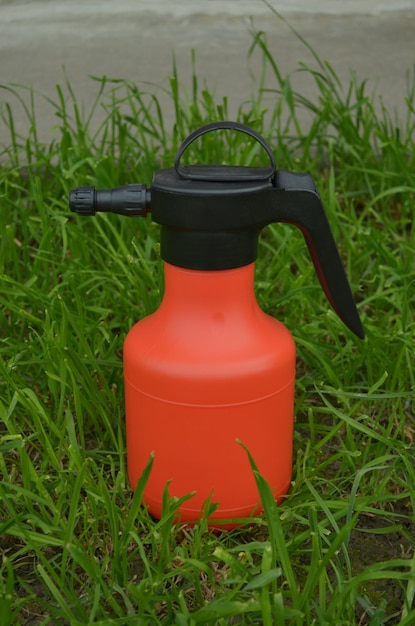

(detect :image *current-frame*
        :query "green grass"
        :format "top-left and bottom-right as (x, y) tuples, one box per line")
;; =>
(1, 9), (415, 625)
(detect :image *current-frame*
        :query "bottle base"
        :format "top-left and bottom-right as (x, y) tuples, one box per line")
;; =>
(143, 480), (291, 530)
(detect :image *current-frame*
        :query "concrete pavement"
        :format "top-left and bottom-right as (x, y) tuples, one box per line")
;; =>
(1, 2), (415, 145)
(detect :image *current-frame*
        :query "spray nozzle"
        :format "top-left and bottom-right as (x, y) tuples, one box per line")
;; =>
(69, 184), (150, 217)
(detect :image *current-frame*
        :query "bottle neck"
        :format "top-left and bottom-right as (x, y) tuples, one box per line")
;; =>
(161, 262), (259, 316)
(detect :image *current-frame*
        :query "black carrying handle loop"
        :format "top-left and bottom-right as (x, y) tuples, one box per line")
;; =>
(174, 121), (276, 182)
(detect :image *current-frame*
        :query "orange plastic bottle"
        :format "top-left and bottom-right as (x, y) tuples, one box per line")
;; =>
(124, 262), (295, 523)
(69, 121), (364, 525)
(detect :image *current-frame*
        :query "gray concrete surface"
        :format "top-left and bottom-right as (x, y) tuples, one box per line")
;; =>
(1, 1), (415, 145)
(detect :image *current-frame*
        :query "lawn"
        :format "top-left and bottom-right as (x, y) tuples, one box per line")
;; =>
(0, 13), (414, 626)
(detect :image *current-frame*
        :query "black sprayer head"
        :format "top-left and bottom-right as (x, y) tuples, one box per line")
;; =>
(68, 121), (364, 339)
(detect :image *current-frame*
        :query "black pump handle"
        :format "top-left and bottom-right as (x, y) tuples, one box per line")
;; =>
(174, 121), (277, 182)
(270, 171), (364, 339)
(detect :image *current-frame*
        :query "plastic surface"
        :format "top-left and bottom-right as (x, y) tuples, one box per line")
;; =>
(124, 262), (296, 525)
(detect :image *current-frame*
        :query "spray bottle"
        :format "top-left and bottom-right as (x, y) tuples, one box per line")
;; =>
(69, 121), (364, 525)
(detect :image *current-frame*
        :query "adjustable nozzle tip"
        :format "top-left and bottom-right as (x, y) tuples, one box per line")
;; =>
(69, 186), (96, 216)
